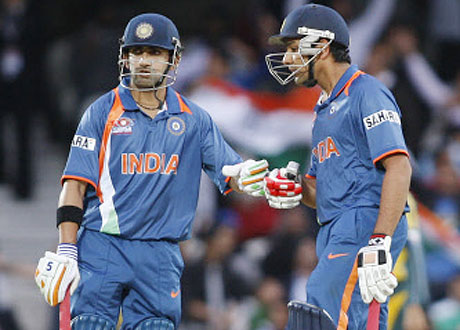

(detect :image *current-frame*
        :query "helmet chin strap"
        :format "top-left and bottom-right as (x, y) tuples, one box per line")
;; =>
(151, 52), (174, 109)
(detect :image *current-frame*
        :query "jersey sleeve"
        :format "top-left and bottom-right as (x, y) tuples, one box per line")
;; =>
(358, 85), (409, 167)
(61, 102), (106, 189)
(199, 111), (242, 194)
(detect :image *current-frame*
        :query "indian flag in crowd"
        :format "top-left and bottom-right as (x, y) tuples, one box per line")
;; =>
(187, 78), (320, 167)
(418, 201), (460, 266)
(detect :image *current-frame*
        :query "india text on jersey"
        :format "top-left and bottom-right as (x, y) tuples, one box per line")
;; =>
(121, 153), (179, 175)
(312, 136), (341, 163)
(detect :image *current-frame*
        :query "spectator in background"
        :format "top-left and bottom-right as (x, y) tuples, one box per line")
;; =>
(0, 0), (32, 199)
(0, 252), (34, 330)
(45, 3), (120, 146)
(181, 219), (253, 330)
(229, 190), (281, 242)
(427, 0), (460, 81)
(428, 272), (460, 330)
(246, 277), (287, 330)
(334, 0), (397, 69)
(421, 149), (460, 229)
(287, 237), (317, 302)
(392, 27), (460, 157)
(388, 194), (431, 330)
(262, 207), (315, 286)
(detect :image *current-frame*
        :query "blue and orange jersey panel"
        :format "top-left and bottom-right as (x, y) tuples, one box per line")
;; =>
(306, 65), (409, 224)
(62, 81), (241, 240)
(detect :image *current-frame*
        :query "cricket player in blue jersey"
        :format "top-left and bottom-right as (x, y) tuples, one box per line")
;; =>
(34, 13), (268, 330)
(263, 4), (411, 330)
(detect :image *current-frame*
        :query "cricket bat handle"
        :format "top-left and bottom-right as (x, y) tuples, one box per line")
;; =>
(59, 289), (71, 330)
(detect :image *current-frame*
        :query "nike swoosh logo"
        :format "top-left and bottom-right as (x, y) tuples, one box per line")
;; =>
(328, 253), (349, 259)
(171, 290), (180, 298)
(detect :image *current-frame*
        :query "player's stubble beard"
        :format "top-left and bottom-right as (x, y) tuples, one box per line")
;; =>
(294, 60), (317, 88)
(131, 69), (162, 89)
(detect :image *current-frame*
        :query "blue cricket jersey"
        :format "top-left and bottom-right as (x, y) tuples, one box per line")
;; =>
(62, 81), (242, 240)
(306, 65), (409, 224)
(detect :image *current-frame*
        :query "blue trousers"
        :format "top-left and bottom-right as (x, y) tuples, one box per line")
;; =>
(306, 207), (407, 330)
(72, 228), (184, 329)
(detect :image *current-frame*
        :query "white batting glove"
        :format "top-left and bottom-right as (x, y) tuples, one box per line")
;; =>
(264, 167), (302, 209)
(357, 235), (397, 304)
(222, 159), (269, 196)
(35, 243), (80, 306)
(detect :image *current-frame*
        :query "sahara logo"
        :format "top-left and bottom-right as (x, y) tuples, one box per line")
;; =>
(71, 135), (96, 151)
(363, 110), (400, 130)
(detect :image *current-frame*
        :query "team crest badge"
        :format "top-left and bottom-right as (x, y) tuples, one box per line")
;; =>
(167, 117), (185, 136)
(135, 23), (154, 39)
(112, 117), (135, 135)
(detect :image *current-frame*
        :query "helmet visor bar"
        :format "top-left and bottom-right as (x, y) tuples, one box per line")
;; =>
(265, 39), (332, 85)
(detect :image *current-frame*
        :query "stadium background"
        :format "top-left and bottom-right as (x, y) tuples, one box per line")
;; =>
(1, 0), (460, 329)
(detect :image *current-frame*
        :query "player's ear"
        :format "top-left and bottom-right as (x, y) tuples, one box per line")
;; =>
(318, 38), (331, 60)
(123, 51), (130, 69)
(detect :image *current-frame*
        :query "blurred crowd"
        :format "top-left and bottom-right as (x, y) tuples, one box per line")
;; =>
(1, 0), (460, 329)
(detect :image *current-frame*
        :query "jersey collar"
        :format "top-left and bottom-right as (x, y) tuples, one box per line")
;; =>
(118, 78), (181, 113)
(316, 64), (359, 111)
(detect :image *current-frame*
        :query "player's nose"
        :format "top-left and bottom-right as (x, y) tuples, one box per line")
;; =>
(138, 53), (152, 65)
(283, 52), (294, 66)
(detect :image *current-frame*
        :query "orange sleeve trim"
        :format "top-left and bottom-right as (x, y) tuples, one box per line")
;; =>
(305, 174), (316, 179)
(225, 176), (231, 183)
(61, 175), (97, 192)
(373, 149), (410, 166)
(337, 258), (359, 329)
(97, 88), (125, 202)
(175, 92), (193, 114)
(224, 188), (233, 195)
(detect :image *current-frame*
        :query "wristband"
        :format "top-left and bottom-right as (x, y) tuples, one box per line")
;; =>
(56, 205), (83, 228)
(57, 243), (78, 261)
(369, 233), (388, 245)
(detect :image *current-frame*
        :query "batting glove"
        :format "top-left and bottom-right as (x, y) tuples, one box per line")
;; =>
(222, 159), (269, 197)
(35, 243), (80, 306)
(357, 234), (397, 304)
(264, 166), (302, 209)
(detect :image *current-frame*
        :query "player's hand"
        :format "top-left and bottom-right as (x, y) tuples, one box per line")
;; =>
(35, 243), (80, 306)
(222, 159), (269, 196)
(357, 235), (397, 304)
(264, 166), (302, 209)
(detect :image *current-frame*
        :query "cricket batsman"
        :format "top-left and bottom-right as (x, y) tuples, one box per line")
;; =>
(261, 4), (411, 329)
(34, 13), (268, 329)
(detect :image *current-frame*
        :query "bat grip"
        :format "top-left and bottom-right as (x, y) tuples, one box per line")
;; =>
(285, 161), (300, 181)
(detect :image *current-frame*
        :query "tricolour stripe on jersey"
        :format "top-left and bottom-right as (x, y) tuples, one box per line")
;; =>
(97, 88), (124, 235)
